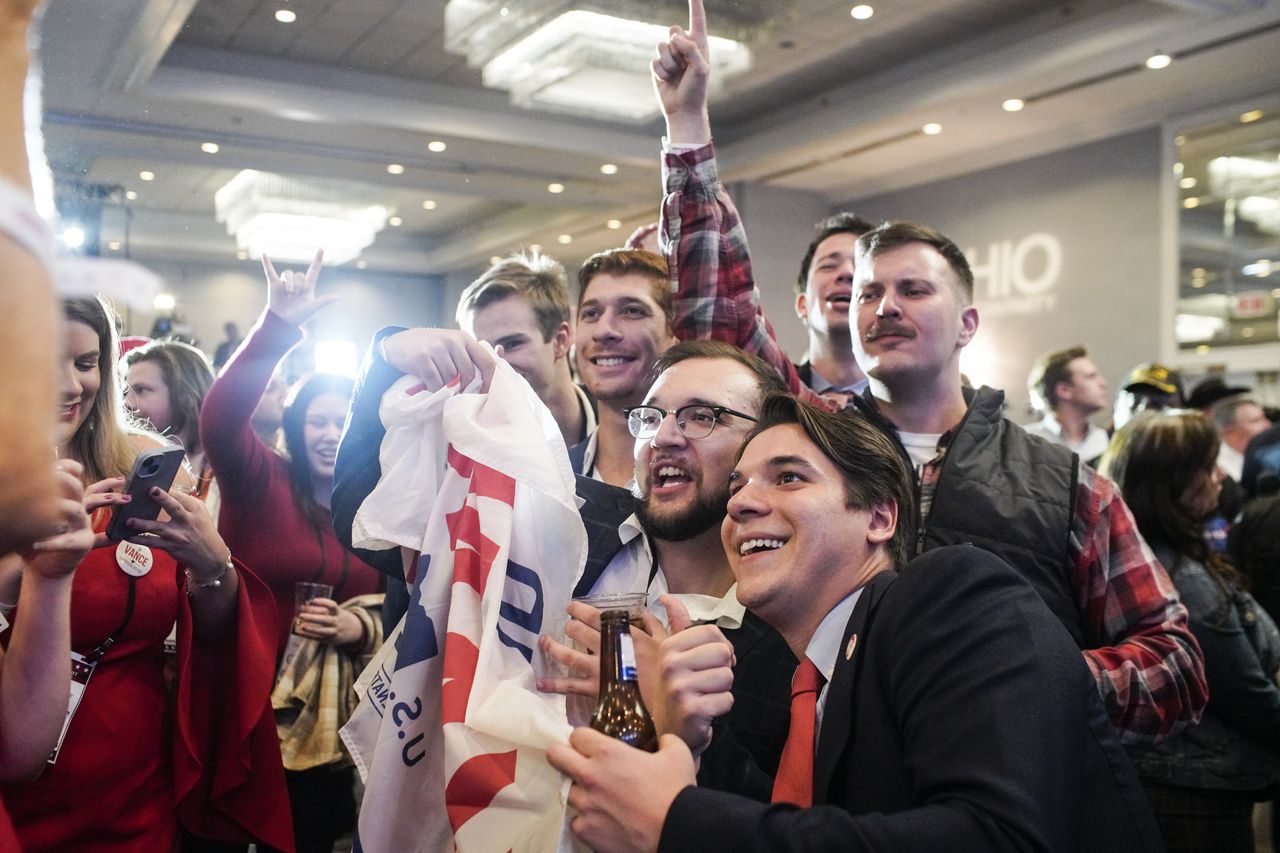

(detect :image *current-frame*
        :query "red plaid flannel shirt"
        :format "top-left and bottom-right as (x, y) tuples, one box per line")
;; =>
(662, 142), (1207, 745)
(659, 142), (824, 408)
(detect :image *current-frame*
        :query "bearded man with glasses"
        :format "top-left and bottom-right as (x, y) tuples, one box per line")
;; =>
(335, 332), (799, 796)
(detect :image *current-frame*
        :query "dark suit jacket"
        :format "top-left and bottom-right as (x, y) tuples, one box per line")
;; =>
(661, 545), (1164, 853)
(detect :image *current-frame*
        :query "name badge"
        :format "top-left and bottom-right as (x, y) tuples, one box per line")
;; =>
(49, 652), (95, 764)
(115, 541), (154, 577)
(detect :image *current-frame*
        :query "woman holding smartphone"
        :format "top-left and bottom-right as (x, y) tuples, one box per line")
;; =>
(201, 251), (383, 853)
(0, 295), (292, 853)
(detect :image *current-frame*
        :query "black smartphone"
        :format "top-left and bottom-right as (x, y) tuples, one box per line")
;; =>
(106, 446), (188, 542)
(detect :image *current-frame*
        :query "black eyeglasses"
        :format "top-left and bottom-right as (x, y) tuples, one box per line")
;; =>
(624, 404), (758, 440)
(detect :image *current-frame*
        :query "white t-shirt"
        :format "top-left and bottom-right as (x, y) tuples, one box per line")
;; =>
(897, 431), (944, 471)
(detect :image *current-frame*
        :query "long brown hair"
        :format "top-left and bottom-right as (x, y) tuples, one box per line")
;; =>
(123, 339), (215, 455)
(62, 296), (147, 482)
(1099, 409), (1243, 588)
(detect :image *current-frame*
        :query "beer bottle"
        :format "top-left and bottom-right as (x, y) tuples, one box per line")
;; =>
(589, 608), (658, 752)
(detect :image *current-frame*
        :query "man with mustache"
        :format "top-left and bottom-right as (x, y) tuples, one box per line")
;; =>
(652, 0), (1206, 743)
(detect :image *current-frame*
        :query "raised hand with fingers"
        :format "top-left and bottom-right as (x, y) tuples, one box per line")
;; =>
(650, 595), (735, 756)
(381, 327), (499, 394)
(263, 249), (339, 328)
(651, 0), (711, 143)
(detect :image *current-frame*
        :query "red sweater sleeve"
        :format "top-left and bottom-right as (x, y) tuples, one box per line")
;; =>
(172, 558), (295, 851)
(200, 309), (304, 494)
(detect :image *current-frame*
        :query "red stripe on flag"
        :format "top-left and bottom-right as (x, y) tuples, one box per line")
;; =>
(441, 632), (480, 725)
(446, 446), (517, 504)
(445, 504), (502, 595)
(445, 750), (518, 833)
(447, 445), (474, 478)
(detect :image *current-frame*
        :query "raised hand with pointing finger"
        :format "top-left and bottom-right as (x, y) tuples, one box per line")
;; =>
(652, 0), (711, 144)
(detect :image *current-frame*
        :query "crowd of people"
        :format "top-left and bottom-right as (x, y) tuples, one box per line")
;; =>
(3, 0), (1279, 851)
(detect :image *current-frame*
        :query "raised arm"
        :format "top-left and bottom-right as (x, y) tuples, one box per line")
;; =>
(1072, 465), (1209, 745)
(201, 251), (336, 490)
(653, 0), (821, 406)
(0, 3), (62, 553)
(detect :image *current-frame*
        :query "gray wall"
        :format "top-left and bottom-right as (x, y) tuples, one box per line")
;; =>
(840, 127), (1164, 421)
(120, 257), (447, 370)
(730, 182), (832, 360)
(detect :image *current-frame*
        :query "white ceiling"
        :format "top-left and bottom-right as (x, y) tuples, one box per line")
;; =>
(35, 0), (1280, 277)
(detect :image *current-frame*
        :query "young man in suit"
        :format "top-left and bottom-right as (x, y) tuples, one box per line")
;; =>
(548, 395), (1163, 852)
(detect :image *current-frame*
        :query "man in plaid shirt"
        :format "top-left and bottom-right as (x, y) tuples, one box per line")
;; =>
(652, 0), (1205, 745)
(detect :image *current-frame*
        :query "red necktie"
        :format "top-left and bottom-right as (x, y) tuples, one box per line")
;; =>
(771, 657), (824, 807)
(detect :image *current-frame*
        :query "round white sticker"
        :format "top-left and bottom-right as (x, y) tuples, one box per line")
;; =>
(115, 541), (154, 577)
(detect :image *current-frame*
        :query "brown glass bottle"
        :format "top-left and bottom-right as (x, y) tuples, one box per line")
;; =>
(589, 609), (658, 752)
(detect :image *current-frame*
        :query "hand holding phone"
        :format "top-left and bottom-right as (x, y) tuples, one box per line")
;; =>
(106, 446), (187, 542)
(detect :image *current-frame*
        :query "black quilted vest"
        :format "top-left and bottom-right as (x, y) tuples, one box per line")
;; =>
(854, 387), (1083, 646)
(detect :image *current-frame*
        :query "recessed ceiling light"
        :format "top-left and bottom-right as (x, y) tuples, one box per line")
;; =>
(529, 243), (543, 253)
(125, 190), (138, 200)
(1195, 345), (1211, 354)
(558, 234), (573, 244)
(275, 9), (296, 23)
(1192, 267), (1206, 277)
(1145, 53), (1172, 70)
(922, 122), (942, 135)
(489, 255), (502, 265)
(499, 6), (510, 17)
(547, 182), (565, 194)
(850, 5), (873, 20)
(1174, 135), (1186, 146)
(139, 170), (155, 181)
(1183, 197), (1200, 209)
(1002, 98), (1024, 112)
(1173, 161), (1184, 175)
(236, 250), (249, 260)
(600, 163), (619, 175)
(153, 293), (176, 312)
(422, 199), (437, 210)
(1179, 176), (1197, 189)
(427, 140), (447, 153)
(1242, 327), (1256, 338)
(1240, 110), (1264, 124)
(387, 164), (405, 175)
(108, 240), (121, 251)
(388, 216), (403, 227)
(1191, 278), (1206, 288)
(606, 219), (622, 230)
(201, 142), (219, 154)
